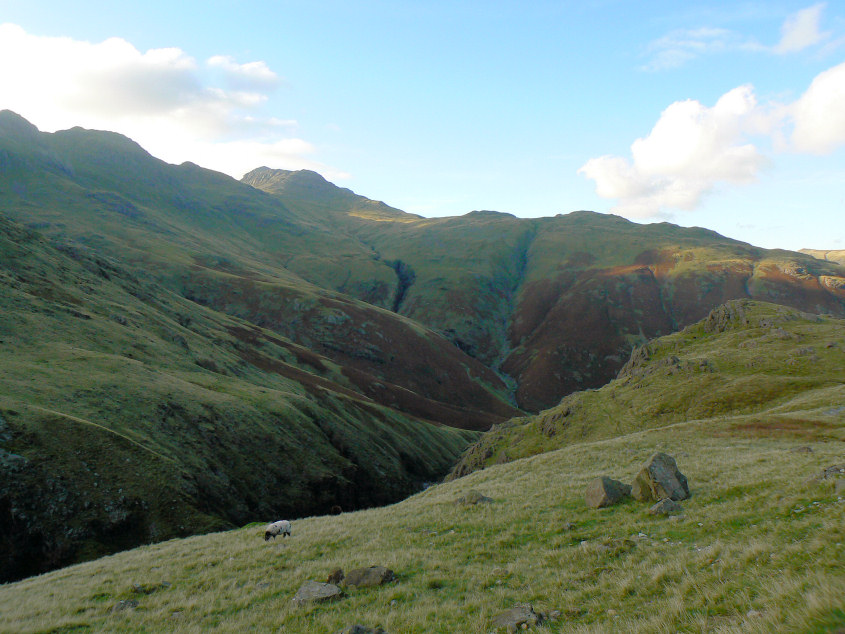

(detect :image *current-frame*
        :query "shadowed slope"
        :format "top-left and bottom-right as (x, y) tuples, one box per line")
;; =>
(449, 299), (845, 477)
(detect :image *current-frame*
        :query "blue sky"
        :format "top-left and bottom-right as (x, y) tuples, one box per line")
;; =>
(1, 1), (844, 251)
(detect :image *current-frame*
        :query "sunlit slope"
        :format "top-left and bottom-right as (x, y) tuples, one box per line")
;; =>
(450, 299), (845, 477)
(247, 165), (845, 411)
(0, 409), (842, 632)
(0, 212), (481, 582)
(0, 111), (519, 428)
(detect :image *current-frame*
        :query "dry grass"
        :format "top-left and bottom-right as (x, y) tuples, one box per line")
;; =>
(1, 415), (842, 633)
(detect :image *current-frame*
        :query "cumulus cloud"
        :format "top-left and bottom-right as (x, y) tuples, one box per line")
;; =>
(0, 23), (340, 179)
(773, 2), (830, 53)
(579, 86), (768, 218)
(207, 55), (280, 90)
(581, 60), (845, 217)
(790, 61), (845, 153)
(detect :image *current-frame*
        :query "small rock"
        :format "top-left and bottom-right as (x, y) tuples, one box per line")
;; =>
(111, 599), (139, 612)
(648, 498), (684, 516)
(335, 626), (387, 634)
(789, 446), (813, 453)
(327, 568), (345, 585)
(292, 581), (343, 606)
(456, 490), (493, 505)
(585, 476), (631, 508)
(491, 603), (541, 632)
(344, 566), (396, 588)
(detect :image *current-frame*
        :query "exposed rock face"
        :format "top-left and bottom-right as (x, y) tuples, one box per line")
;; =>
(631, 453), (690, 502)
(585, 476), (631, 508)
(343, 566), (396, 588)
(292, 581), (343, 606)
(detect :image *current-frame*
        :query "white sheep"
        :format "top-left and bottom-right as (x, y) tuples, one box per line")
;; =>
(264, 520), (291, 541)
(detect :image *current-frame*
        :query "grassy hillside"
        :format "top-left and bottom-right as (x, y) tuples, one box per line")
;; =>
(449, 300), (845, 477)
(0, 211), (481, 582)
(1, 411), (842, 632)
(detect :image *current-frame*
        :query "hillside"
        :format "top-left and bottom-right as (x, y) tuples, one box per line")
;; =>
(801, 249), (845, 266)
(0, 211), (485, 582)
(248, 168), (845, 411)
(0, 391), (842, 632)
(2, 111), (845, 584)
(449, 300), (845, 477)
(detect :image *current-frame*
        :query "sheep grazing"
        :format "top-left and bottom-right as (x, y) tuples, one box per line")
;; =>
(264, 520), (291, 541)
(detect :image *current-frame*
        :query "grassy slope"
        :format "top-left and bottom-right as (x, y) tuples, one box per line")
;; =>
(0, 212), (478, 581)
(248, 165), (845, 411)
(0, 411), (842, 633)
(0, 111), (519, 427)
(448, 300), (845, 477)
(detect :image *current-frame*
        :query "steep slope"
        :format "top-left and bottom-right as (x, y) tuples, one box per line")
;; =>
(243, 166), (845, 411)
(0, 111), (520, 428)
(0, 212), (482, 582)
(449, 299), (845, 477)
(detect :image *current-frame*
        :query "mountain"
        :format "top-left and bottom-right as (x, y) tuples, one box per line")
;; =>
(801, 248), (845, 266)
(449, 299), (845, 477)
(1, 111), (844, 581)
(1, 301), (842, 631)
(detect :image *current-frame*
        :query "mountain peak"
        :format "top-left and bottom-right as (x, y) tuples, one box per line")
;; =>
(0, 110), (41, 142)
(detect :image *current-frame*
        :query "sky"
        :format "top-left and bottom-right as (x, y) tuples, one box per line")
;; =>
(1, 1), (844, 251)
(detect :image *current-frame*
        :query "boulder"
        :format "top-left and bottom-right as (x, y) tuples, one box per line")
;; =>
(327, 568), (345, 585)
(455, 490), (493, 505)
(492, 603), (541, 632)
(648, 498), (684, 516)
(292, 581), (343, 606)
(631, 453), (689, 502)
(344, 566), (396, 588)
(585, 476), (631, 508)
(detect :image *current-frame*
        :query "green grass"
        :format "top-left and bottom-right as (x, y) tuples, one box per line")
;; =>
(451, 300), (845, 476)
(1, 415), (842, 633)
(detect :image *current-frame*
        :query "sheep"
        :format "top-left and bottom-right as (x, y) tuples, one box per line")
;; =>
(264, 520), (291, 541)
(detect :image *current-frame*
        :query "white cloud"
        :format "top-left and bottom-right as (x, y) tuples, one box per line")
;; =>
(790, 61), (845, 153)
(641, 27), (761, 71)
(0, 23), (342, 180)
(774, 3), (829, 53)
(642, 3), (835, 70)
(581, 60), (845, 217)
(579, 86), (768, 218)
(207, 55), (280, 89)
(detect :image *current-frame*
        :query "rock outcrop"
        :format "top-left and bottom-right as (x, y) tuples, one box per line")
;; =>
(631, 453), (690, 502)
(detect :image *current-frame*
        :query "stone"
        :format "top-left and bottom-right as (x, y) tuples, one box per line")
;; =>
(344, 566), (396, 588)
(456, 490), (493, 505)
(292, 581), (343, 606)
(648, 498), (684, 516)
(335, 626), (387, 634)
(631, 453), (690, 502)
(327, 568), (345, 585)
(804, 464), (845, 486)
(111, 599), (139, 612)
(585, 476), (631, 508)
(491, 603), (541, 632)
